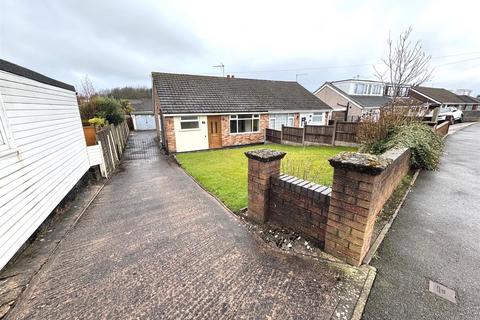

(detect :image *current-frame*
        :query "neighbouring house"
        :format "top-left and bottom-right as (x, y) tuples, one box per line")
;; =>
(314, 79), (413, 121)
(129, 98), (156, 130)
(409, 86), (479, 115)
(152, 73), (331, 153)
(0, 59), (92, 270)
(456, 95), (479, 111)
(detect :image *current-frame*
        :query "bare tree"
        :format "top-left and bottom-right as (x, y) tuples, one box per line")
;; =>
(79, 75), (96, 103)
(374, 26), (433, 104)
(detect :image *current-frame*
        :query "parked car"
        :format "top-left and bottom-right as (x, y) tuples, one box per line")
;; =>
(438, 107), (463, 124)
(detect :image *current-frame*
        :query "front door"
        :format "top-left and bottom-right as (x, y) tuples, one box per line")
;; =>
(208, 116), (222, 149)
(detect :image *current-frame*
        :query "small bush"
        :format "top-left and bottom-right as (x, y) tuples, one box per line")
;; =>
(95, 97), (125, 125)
(88, 117), (107, 127)
(79, 97), (125, 125)
(363, 122), (443, 170)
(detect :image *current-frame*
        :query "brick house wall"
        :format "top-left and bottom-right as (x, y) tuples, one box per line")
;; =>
(269, 175), (331, 247)
(315, 85), (362, 118)
(163, 116), (176, 153)
(220, 114), (268, 147)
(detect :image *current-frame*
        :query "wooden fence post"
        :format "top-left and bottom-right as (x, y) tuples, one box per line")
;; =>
(280, 125), (284, 144)
(302, 125), (306, 145)
(331, 121), (338, 146)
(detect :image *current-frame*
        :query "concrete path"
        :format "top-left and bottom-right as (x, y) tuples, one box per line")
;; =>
(363, 123), (480, 319)
(7, 131), (368, 320)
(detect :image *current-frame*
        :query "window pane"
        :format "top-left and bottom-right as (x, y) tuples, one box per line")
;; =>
(276, 114), (288, 128)
(269, 119), (275, 129)
(181, 116), (198, 121)
(253, 119), (259, 131)
(354, 83), (365, 94)
(230, 120), (237, 133)
(180, 121), (199, 129)
(230, 115), (237, 119)
(253, 114), (260, 118)
(238, 114), (252, 119)
(238, 119), (252, 132)
(287, 117), (294, 127)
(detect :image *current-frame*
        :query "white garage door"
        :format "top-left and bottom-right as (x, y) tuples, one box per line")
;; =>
(134, 114), (156, 130)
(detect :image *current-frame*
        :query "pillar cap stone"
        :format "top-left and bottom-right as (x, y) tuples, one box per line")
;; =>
(245, 149), (286, 162)
(329, 152), (392, 175)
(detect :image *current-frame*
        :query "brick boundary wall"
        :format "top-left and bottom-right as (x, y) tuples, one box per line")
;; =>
(269, 175), (331, 247)
(463, 110), (480, 122)
(325, 148), (411, 266)
(245, 147), (411, 267)
(434, 121), (450, 137)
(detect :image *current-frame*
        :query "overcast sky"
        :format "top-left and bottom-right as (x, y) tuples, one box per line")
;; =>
(1, 0), (479, 95)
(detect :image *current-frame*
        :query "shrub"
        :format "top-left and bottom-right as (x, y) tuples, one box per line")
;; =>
(363, 122), (444, 170)
(357, 105), (426, 150)
(79, 99), (98, 121)
(88, 117), (107, 127)
(79, 97), (125, 125)
(95, 97), (125, 125)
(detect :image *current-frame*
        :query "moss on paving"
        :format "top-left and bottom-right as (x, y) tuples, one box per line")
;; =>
(176, 144), (356, 212)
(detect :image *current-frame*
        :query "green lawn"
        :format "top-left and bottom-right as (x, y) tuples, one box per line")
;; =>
(176, 144), (356, 212)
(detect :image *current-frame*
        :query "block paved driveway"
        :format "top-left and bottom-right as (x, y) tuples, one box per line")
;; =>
(363, 123), (480, 319)
(8, 131), (365, 320)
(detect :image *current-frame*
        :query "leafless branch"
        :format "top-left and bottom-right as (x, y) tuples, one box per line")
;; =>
(375, 26), (434, 104)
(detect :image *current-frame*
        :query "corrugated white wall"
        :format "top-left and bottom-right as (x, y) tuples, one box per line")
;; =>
(0, 70), (89, 270)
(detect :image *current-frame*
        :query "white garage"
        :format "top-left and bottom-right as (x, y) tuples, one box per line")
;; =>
(129, 98), (157, 131)
(132, 113), (156, 130)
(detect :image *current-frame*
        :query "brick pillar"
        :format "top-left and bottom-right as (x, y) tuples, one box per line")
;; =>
(245, 149), (286, 224)
(325, 152), (391, 266)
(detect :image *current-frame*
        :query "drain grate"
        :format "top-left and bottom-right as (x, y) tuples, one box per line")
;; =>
(429, 280), (457, 303)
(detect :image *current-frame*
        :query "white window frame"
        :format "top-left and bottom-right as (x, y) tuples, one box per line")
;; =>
(0, 92), (16, 155)
(230, 114), (260, 134)
(268, 113), (294, 130)
(179, 116), (200, 131)
(311, 112), (324, 124)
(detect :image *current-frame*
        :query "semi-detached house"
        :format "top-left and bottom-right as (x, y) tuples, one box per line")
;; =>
(152, 73), (332, 153)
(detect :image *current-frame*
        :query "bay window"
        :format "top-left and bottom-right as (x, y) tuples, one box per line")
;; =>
(230, 114), (260, 133)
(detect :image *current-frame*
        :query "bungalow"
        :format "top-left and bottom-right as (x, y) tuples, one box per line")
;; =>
(456, 95), (479, 111)
(0, 59), (91, 270)
(152, 73), (331, 153)
(408, 86), (480, 117)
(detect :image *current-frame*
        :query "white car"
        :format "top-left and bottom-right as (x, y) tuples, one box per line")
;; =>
(436, 107), (463, 124)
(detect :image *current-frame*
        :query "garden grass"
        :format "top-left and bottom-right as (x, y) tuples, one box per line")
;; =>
(176, 143), (356, 212)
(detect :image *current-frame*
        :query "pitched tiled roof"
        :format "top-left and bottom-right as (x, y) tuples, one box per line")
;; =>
(349, 95), (392, 109)
(457, 95), (480, 104)
(129, 98), (154, 114)
(152, 72), (330, 114)
(0, 59), (75, 92)
(412, 86), (465, 104)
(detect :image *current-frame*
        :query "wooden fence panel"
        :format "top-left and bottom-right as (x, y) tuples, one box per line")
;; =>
(282, 126), (303, 144)
(304, 125), (334, 145)
(95, 121), (130, 178)
(334, 121), (359, 143)
(265, 128), (282, 144)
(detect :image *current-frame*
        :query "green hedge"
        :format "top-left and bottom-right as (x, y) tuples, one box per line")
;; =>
(363, 122), (444, 170)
